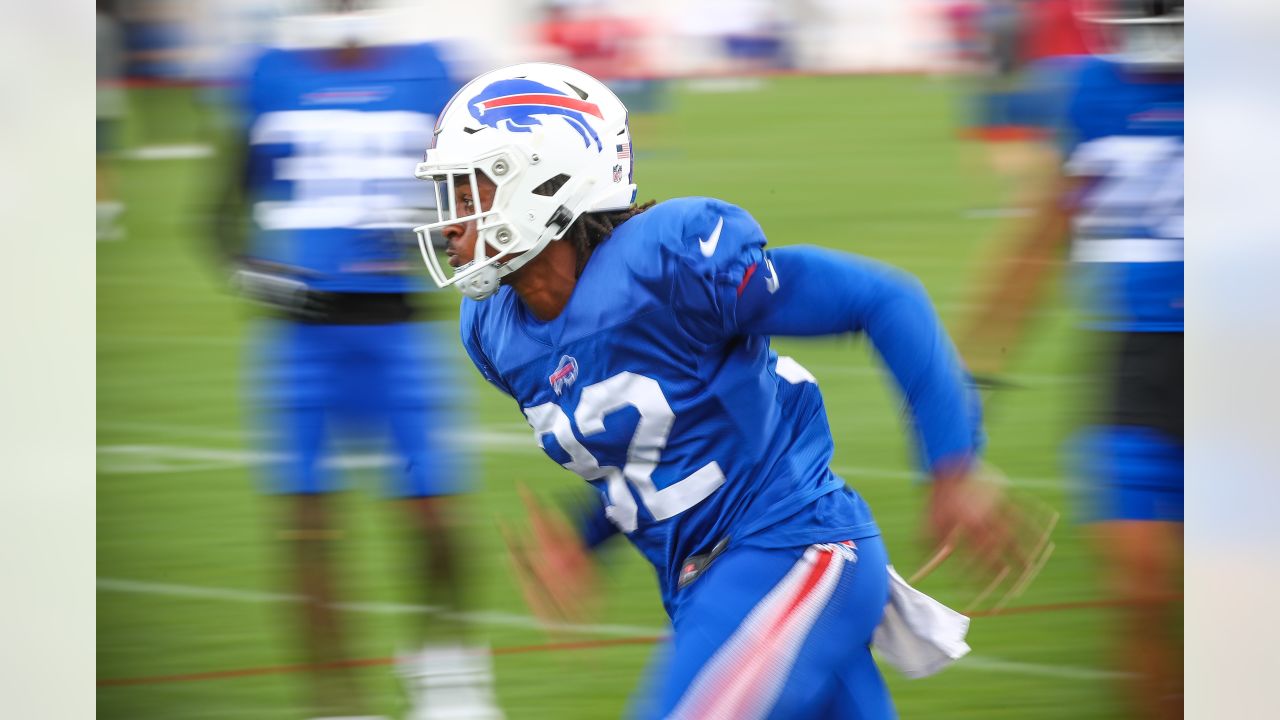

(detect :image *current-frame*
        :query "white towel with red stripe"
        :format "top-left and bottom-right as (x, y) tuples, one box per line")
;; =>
(871, 565), (971, 679)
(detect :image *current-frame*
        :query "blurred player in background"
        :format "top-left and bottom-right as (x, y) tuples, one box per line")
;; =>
(97, 0), (126, 241)
(961, 2), (1183, 716)
(412, 62), (1043, 718)
(956, 0), (1095, 215)
(209, 2), (502, 718)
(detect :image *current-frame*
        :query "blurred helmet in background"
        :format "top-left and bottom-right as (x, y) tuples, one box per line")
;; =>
(276, 0), (391, 49)
(1079, 0), (1184, 70)
(414, 63), (636, 300)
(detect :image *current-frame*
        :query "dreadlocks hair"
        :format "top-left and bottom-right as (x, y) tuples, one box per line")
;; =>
(533, 174), (655, 277)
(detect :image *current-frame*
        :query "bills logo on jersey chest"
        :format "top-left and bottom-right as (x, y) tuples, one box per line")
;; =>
(549, 355), (580, 395)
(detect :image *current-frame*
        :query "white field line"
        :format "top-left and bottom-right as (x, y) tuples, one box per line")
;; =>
(949, 655), (1127, 681)
(95, 577), (658, 638)
(97, 431), (541, 474)
(120, 143), (215, 160)
(97, 277), (236, 290)
(99, 421), (253, 441)
(96, 439), (1063, 489)
(98, 577), (1120, 681)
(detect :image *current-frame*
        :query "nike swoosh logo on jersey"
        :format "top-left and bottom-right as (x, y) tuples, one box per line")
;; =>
(764, 257), (780, 293)
(699, 216), (725, 258)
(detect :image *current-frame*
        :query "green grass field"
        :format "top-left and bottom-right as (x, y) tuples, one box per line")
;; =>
(98, 75), (1121, 719)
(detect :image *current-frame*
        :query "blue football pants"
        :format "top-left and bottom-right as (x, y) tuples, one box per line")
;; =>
(252, 320), (467, 498)
(633, 536), (894, 720)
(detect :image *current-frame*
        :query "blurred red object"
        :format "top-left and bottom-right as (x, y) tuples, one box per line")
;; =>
(537, 7), (648, 80)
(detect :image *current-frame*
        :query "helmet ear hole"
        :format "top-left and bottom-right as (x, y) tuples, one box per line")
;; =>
(532, 174), (571, 197)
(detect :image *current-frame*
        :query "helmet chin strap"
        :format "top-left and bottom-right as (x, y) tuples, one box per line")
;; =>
(458, 263), (502, 300)
(460, 176), (599, 301)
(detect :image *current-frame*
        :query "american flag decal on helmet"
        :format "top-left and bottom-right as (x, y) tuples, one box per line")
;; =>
(549, 355), (580, 396)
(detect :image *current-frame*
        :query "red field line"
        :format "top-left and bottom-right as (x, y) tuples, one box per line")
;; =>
(98, 595), (1181, 688)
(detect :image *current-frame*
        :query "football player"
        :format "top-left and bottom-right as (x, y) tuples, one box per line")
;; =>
(210, 3), (501, 718)
(961, 2), (1184, 716)
(413, 62), (1037, 718)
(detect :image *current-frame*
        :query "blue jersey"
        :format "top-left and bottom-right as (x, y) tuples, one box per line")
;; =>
(461, 198), (981, 611)
(242, 43), (458, 293)
(1062, 57), (1183, 332)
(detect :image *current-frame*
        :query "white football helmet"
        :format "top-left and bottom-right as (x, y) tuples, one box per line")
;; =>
(1080, 0), (1184, 70)
(413, 63), (637, 300)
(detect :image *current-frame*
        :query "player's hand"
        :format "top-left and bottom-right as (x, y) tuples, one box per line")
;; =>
(229, 257), (330, 318)
(920, 460), (1057, 611)
(502, 484), (599, 627)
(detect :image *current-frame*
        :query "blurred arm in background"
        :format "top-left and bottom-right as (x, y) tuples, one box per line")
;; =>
(960, 167), (1077, 377)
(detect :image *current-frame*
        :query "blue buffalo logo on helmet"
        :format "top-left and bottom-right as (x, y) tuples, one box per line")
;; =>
(468, 79), (603, 152)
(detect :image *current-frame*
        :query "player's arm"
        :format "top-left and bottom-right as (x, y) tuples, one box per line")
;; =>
(959, 58), (1092, 378)
(733, 246), (1030, 578)
(207, 128), (253, 271)
(958, 168), (1079, 377)
(201, 50), (321, 313)
(572, 493), (620, 549)
(735, 246), (981, 475)
(206, 133), (321, 314)
(205, 50), (267, 273)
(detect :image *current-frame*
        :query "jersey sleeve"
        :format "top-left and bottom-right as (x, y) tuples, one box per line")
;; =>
(664, 198), (769, 346)
(734, 245), (984, 474)
(459, 298), (512, 397)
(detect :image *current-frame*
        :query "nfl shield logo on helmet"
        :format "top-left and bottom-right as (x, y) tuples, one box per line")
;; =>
(549, 355), (580, 395)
